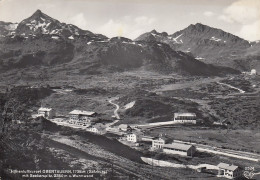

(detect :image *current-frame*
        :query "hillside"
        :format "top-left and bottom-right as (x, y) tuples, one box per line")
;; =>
(136, 23), (260, 72)
(0, 10), (241, 77)
(15, 9), (104, 39)
(0, 21), (17, 36)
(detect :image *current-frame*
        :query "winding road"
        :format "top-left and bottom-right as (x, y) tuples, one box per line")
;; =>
(108, 98), (120, 120)
(217, 82), (245, 93)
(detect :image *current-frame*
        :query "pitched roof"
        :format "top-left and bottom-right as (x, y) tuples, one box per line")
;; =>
(38, 107), (52, 111)
(217, 163), (238, 171)
(88, 123), (106, 131)
(69, 110), (96, 116)
(127, 131), (143, 136)
(163, 142), (193, 151)
(152, 136), (167, 141)
(142, 135), (154, 139)
(174, 113), (196, 117)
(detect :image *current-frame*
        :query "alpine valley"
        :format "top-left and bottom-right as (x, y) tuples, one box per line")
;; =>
(1, 10), (259, 75)
(0, 10), (260, 180)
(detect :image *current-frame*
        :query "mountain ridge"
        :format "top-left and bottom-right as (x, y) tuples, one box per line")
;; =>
(13, 9), (106, 40)
(136, 23), (259, 72)
(0, 9), (258, 75)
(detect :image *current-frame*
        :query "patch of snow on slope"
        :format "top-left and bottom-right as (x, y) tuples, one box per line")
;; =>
(210, 36), (221, 42)
(122, 41), (135, 45)
(5, 23), (18, 31)
(46, 22), (51, 27)
(51, 36), (59, 39)
(172, 33), (183, 44)
(50, 30), (56, 34)
(195, 57), (205, 60)
(35, 21), (47, 29)
(124, 101), (135, 110)
(68, 35), (74, 40)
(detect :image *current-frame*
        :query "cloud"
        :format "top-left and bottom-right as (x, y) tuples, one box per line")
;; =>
(223, 0), (260, 24)
(218, 0), (260, 24)
(218, 0), (260, 40)
(203, 11), (214, 17)
(68, 13), (88, 29)
(134, 16), (156, 25)
(97, 16), (157, 39)
(238, 20), (260, 41)
(217, 15), (233, 23)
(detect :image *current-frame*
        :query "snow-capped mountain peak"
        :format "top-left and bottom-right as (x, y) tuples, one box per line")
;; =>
(15, 9), (100, 38)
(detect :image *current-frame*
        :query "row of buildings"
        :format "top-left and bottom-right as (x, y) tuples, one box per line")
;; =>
(37, 108), (243, 179)
(38, 108), (97, 123)
(38, 107), (197, 124)
(124, 133), (243, 179)
(37, 107), (107, 134)
(37, 107), (197, 157)
(123, 131), (197, 157)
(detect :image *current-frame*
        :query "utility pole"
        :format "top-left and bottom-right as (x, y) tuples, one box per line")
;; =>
(152, 157), (153, 171)
(111, 159), (114, 179)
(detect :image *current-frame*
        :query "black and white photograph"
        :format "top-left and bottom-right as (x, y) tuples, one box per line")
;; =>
(0, 0), (259, 179)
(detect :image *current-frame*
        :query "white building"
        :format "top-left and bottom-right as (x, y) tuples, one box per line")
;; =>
(174, 113), (196, 124)
(87, 123), (106, 135)
(126, 132), (143, 143)
(152, 137), (166, 149)
(69, 110), (97, 124)
(217, 163), (243, 179)
(163, 142), (196, 157)
(38, 107), (56, 119)
(250, 69), (257, 75)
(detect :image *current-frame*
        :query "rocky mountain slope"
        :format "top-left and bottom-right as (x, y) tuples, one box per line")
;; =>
(136, 23), (260, 72)
(0, 21), (17, 36)
(0, 10), (252, 77)
(0, 33), (238, 76)
(15, 10), (105, 39)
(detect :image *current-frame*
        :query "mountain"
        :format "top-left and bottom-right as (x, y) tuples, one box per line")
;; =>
(135, 29), (169, 42)
(136, 23), (260, 72)
(0, 10), (241, 76)
(0, 21), (18, 36)
(15, 9), (105, 39)
(0, 34), (238, 76)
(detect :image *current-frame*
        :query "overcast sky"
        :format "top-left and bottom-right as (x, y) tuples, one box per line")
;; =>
(0, 0), (259, 41)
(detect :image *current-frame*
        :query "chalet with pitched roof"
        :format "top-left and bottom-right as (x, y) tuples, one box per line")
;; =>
(69, 110), (97, 124)
(38, 107), (56, 119)
(217, 163), (243, 179)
